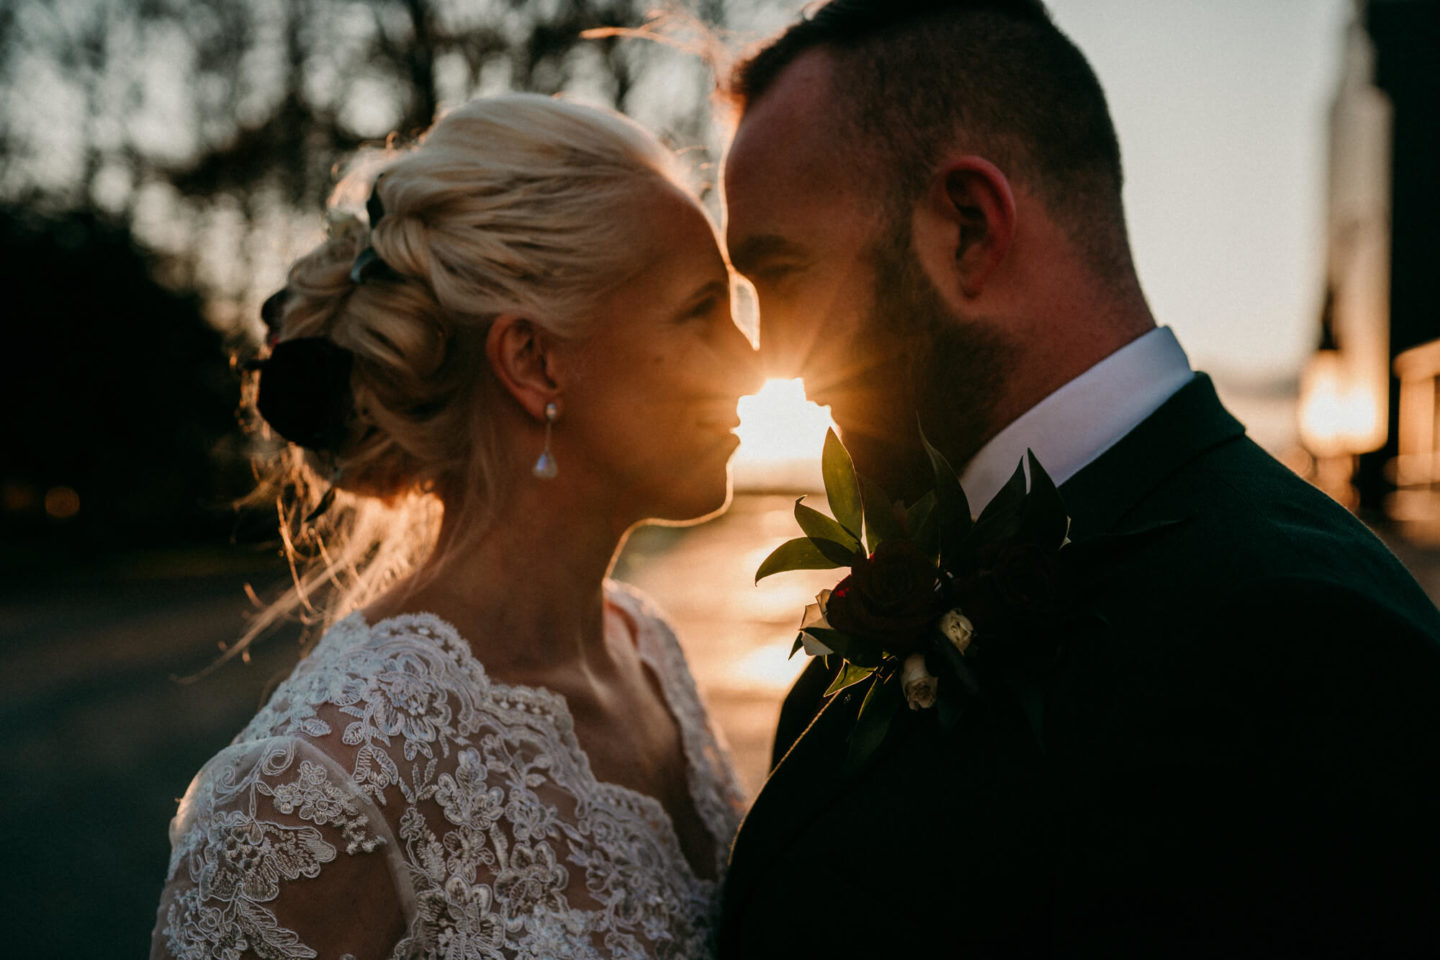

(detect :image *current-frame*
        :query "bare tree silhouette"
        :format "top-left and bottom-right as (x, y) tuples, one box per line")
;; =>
(0, 0), (740, 549)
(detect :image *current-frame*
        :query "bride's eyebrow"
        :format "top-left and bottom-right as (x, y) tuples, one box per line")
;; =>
(728, 234), (804, 275)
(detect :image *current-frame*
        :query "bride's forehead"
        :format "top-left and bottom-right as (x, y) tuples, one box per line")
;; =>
(627, 188), (724, 264)
(596, 220), (726, 317)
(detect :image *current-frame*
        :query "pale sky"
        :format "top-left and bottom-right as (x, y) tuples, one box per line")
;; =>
(1034, 0), (1351, 382)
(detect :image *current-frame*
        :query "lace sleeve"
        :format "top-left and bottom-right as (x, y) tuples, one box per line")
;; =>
(151, 736), (405, 960)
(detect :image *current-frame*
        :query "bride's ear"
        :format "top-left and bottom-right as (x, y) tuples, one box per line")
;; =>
(486, 314), (563, 419)
(913, 155), (1016, 300)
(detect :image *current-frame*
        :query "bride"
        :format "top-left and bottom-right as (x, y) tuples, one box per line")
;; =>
(152, 93), (759, 959)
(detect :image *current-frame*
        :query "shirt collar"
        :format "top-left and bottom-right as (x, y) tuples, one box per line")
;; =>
(958, 326), (1194, 515)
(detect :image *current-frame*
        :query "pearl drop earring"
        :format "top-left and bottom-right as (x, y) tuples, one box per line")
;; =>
(532, 402), (559, 479)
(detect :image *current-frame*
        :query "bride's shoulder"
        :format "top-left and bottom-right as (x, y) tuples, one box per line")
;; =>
(604, 580), (709, 694)
(236, 609), (494, 746)
(604, 579), (677, 637)
(605, 579), (690, 659)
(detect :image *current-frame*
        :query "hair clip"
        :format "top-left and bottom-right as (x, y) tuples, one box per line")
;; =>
(259, 288), (288, 348)
(349, 246), (389, 284)
(349, 175), (396, 284)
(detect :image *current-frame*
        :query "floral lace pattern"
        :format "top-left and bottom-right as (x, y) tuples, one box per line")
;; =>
(153, 583), (746, 959)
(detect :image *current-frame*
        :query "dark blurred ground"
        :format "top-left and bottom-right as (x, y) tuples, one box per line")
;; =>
(0, 494), (832, 957)
(4, 493), (1437, 958)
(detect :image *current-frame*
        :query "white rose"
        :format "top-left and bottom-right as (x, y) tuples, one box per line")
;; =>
(801, 632), (834, 656)
(901, 652), (938, 711)
(939, 608), (975, 654)
(799, 589), (834, 656)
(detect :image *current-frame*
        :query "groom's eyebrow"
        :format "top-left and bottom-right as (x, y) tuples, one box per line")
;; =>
(729, 234), (803, 275)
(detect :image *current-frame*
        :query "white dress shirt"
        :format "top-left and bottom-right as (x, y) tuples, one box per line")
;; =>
(958, 326), (1194, 514)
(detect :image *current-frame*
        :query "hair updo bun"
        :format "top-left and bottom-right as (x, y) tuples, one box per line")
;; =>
(237, 93), (690, 655)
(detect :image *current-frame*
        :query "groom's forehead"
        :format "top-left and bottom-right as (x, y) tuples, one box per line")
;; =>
(724, 50), (850, 194)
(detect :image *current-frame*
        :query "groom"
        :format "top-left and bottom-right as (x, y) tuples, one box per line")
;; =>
(719, 1), (1440, 956)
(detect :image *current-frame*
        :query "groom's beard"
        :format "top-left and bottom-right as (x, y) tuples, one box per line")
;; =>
(853, 235), (1018, 497)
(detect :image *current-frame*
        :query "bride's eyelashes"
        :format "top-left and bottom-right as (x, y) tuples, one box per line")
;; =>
(675, 285), (732, 325)
(681, 294), (720, 322)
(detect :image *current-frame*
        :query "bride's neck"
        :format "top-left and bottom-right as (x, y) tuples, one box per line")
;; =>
(397, 481), (633, 676)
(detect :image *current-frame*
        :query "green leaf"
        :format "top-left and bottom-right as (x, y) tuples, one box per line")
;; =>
(755, 537), (853, 582)
(919, 425), (971, 555)
(906, 491), (939, 556)
(822, 428), (864, 540)
(789, 634), (806, 659)
(824, 661), (876, 697)
(905, 490), (937, 534)
(972, 457), (1027, 545)
(842, 668), (903, 775)
(801, 627), (886, 668)
(794, 498), (861, 552)
(812, 537), (860, 565)
(859, 476), (903, 554)
(1019, 450), (1069, 548)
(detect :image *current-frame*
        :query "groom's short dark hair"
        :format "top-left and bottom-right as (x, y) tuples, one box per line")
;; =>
(730, 0), (1131, 277)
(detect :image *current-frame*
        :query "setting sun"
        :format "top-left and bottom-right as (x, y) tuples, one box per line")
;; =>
(732, 378), (834, 491)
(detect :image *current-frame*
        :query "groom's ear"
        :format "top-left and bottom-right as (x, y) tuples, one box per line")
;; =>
(913, 155), (1016, 300)
(486, 314), (563, 420)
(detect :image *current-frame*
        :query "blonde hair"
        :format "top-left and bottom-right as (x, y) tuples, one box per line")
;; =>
(232, 94), (688, 660)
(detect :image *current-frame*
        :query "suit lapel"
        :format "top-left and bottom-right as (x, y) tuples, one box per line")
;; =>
(723, 665), (875, 918)
(1060, 373), (1245, 540)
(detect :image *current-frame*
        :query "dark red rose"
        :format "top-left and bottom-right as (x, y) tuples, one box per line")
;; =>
(951, 538), (1060, 639)
(825, 540), (941, 655)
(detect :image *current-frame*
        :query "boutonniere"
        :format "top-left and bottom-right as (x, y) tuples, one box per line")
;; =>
(757, 428), (1076, 774)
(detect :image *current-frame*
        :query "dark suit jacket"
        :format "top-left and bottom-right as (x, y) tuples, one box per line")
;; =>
(719, 374), (1440, 958)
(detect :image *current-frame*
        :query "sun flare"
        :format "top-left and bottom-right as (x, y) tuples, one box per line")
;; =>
(731, 379), (834, 491)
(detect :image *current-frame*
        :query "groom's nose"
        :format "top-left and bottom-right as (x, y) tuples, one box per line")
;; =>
(727, 330), (765, 398)
(755, 311), (809, 382)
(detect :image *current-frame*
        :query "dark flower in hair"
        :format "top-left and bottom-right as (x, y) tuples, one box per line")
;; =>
(254, 337), (355, 453)
(259, 289), (288, 349)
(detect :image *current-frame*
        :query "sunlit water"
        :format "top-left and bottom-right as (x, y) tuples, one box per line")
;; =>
(731, 378), (833, 491)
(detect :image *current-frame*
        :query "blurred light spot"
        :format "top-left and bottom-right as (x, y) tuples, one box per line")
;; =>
(756, 507), (803, 538)
(3, 482), (39, 513)
(735, 379), (831, 463)
(732, 379), (833, 491)
(44, 486), (81, 520)
(724, 642), (810, 692)
(1298, 351), (1378, 457)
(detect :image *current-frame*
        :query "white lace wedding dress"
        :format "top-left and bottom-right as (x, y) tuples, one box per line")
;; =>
(151, 582), (745, 959)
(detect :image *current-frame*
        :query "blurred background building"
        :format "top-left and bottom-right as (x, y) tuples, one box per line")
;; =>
(2, 0), (1436, 956)
(1297, 0), (1440, 529)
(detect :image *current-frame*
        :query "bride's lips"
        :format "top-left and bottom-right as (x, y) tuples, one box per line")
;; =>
(696, 415), (742, 448)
